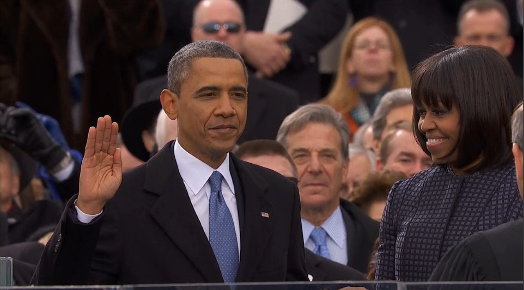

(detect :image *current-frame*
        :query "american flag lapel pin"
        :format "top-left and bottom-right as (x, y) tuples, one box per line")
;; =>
(261, 212), (270, 218)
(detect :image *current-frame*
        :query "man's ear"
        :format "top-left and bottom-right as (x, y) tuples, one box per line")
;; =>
(160, 89), (179, 120)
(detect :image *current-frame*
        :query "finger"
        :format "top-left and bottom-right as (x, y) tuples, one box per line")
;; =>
(94, 117), (105, 154)
(276, 31), (292, 42)
(113, 147), (123, 177)
(84, 126), (97, 158)
(101, 115), (113, 153)
(107, 122), (119, 155)
(254, 71), (264, 78)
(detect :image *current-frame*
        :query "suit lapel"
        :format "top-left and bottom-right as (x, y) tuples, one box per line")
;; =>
(304, 251), (327, 282)
(231, 155), (275, 282)
(145, 143), (223, 283)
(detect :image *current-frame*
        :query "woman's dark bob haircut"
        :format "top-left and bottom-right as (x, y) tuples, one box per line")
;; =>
(411, 45), (521, 174)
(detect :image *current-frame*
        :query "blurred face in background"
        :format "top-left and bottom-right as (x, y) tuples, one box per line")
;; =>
(0, 148), (20, 213)
(346, 154), (372, 193)
(347, 26), (395, 79)
(192, 0), (245, 53)
(455, 9), (514, 57)
(383, 130), (432, 177)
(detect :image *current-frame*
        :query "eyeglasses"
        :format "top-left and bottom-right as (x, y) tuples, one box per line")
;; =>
(201, 21), (242, 34)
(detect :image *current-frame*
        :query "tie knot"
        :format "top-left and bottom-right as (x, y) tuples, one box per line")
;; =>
(209, 171), (223, 193)
(310, 227), (328, 246)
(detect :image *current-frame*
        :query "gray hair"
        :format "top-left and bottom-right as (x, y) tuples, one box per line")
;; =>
(379, 120), (413, 163)
(457, 0), (511, 34)
(512, 102), (523, 150)
(348, 144), (377, 172)
(353, 121), (372, 148)
(276, 104), (350, 160)
(167, 40), (248, 95)
(372, 88), (412, 141)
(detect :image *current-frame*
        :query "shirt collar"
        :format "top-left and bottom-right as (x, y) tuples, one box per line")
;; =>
(301, 206), (345, 249)
(173, 139), (234, 195)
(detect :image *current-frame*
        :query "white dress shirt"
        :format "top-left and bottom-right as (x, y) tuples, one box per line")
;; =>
(76, 139), (241, 253)
(302, 206), (348, 265)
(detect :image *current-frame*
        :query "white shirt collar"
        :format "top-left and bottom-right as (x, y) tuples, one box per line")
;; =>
(173, 139), (235, 195)
(301, 206), (346, 248)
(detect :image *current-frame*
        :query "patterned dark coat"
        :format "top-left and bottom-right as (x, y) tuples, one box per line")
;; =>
(0, 0), (165, 148)
(375, 162), (523, 281)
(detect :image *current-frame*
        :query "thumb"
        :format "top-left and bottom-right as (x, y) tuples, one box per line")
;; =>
(276, 31), (292, 42)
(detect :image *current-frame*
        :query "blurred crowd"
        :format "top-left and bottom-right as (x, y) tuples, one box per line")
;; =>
(0, 0), (523, 287)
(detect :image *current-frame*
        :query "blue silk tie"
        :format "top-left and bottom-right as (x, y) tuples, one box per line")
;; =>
(208, 171), (239, 283)
(310, 227), (331, 259)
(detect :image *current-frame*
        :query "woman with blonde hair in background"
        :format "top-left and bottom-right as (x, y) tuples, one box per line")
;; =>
(321, 17), (411, 137)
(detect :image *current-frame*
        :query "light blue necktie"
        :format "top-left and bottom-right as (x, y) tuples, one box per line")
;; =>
(310, 227), (331, 259)
(208, 171), (239, 283)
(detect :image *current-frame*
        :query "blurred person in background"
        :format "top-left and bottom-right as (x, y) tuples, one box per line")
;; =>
(344, 144), (376, 199)
(277, 104), (379, 273)
(370, 88), (413, 156)
(235, 139), (366, 281)
(0, 0), (165, 149)
(320, 17), (411, 138)
(379, 121), (432, 178)
(375, 46), (523, 281)
(237, 0), (348, 103)
(350, 169), (406, 222)
(351, 121), (374, 151)
(455, 0), (522, 88)
(155, 110), (178, 149)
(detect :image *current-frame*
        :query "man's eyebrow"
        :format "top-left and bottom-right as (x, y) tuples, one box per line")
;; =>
(195, 86), (220, 94)
(398, 152), (415, 158)
(230, 86), (247, 93)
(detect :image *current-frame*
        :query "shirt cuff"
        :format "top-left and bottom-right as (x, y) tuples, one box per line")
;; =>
(75, 200), (103, 224)
(52, 160), (75, 182)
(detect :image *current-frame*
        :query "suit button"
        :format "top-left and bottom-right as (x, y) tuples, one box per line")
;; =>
(57, 234), (62, 242)
(54, 242), (60, 253)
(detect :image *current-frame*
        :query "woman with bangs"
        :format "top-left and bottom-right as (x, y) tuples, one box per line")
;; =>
(375, 46), (523, 281)
(320, 17), (411, 138)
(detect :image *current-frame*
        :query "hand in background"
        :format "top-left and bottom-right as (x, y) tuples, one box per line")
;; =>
(77, 116), (122, 215)
(242, 31), (292, 78)
(0, 105), (67, 170)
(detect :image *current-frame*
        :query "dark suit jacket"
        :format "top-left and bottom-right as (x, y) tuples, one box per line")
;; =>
(32, 142), (308, 285)
(237, 0), (349, 103)
(305, 249), (365, 282)
(0, 211), (8, 246)
(340, 198), (380, 273)
(430, 218), (523, 282)
(133, 74), (300, 144)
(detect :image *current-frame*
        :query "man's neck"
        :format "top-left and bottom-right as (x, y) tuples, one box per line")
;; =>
(302, 202), (339, 226)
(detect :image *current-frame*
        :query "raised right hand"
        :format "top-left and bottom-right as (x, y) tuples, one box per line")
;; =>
(77, 115), (122, 215)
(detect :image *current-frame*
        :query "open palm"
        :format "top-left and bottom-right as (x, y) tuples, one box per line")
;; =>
(77, 116), (122, 215)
